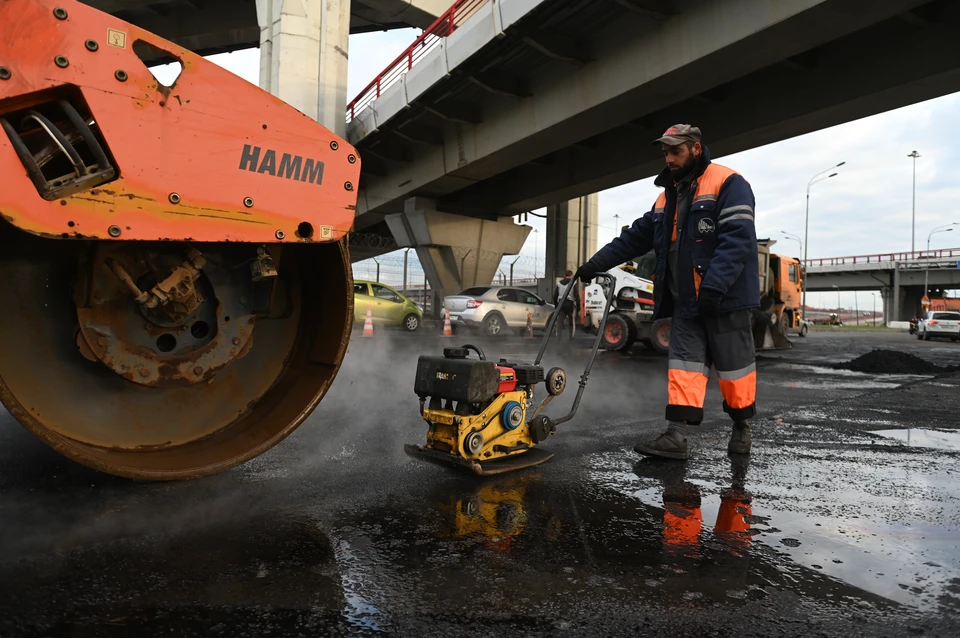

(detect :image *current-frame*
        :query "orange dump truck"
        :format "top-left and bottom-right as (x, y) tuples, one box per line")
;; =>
(585, 239), (804, 353)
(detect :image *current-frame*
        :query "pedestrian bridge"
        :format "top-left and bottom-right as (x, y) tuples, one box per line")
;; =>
(806, 248), (960, 321)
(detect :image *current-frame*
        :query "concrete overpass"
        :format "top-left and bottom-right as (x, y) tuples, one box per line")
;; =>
(342, 0), (960, 302)
(806, 248), (960, 322)
(81, 0), (450, 61)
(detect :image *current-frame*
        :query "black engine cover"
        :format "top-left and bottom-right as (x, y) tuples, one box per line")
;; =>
(415, 356), (499, 404)
(497, 360), (544, 385)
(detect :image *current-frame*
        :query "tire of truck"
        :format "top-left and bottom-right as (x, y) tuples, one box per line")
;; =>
(779, 311), (791, 337)
(650, 318), (671, 355)
(600, 313), (636, 351)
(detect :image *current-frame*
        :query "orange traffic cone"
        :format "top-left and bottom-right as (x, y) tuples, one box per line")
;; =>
(526, 312), (533, 338)
(362, 307), (374, 337)
(442, 308), (453, 337)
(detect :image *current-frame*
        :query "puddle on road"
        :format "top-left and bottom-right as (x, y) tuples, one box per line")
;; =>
(768, 364), (931, 391)
(777, 379), (905, 390)
(585, 446), (960, 613)
(868, 428), (960, 452)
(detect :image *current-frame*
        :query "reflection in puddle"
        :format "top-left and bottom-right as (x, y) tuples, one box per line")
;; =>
(333, 538), (391, 633)
(587, 447), (960, 612)
(868, 428), (960, 451)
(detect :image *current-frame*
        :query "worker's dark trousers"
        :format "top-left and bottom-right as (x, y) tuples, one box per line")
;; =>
(557, 302), (575, 339)
(665, 310), (757, 424)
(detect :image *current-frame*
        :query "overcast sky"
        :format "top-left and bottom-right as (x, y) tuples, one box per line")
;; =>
(170, 28), (960, 312)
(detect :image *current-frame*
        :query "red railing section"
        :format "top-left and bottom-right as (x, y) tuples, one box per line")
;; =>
(806, 247), (960, 267)
(346, 0), (490, 123)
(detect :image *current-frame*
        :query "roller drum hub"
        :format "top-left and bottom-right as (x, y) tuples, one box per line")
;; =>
(0, 232), (353, 480)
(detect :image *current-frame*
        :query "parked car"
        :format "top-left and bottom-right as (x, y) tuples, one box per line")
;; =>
(791, 317), (810, 337)
(354, 280), (423, 331)
(444, 286), (555, 336)
(917, 311), (960, 342)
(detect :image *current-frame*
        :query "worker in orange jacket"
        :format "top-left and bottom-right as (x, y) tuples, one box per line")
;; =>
(579, 125), (758, 460)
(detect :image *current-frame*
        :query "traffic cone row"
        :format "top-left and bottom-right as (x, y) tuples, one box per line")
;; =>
(362, 307), (374, 337)
(442, 308), (453, 337)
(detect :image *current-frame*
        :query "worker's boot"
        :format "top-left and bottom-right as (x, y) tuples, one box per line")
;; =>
(727, 421), (751, 455)
(634, 422), (688, 460)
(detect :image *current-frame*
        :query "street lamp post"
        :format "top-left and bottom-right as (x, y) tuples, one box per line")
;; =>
(509, 254), (521, 285)
(533, 228), (539, 279)
(908, 151), (921, 255)
(803, 162), (845, 319)
(780, 231), (803, 257)
(925, 223), (959, 298)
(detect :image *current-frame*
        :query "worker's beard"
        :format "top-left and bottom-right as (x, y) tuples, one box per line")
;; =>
(670, 153), (700, 181)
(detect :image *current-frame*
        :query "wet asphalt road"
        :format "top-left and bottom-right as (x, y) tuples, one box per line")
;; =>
(1, 328), (960, 636)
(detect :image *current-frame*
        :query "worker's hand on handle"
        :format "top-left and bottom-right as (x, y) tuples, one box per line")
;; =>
(577, 262), (599, 283)
(698, 287), (723, 318)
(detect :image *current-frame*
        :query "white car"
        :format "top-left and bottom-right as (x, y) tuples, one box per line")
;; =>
(443, 286), (555, 336)
(917, 311), (960, 342)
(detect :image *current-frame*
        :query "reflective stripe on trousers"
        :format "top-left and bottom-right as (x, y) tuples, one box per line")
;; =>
(665, 309), (757, 424)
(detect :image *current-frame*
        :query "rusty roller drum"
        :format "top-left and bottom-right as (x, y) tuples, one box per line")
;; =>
(0, 0), (360, 478)
(0, 233), (353, 479)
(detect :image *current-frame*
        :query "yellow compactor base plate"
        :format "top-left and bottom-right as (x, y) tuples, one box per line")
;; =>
(403, 445), (553, 476)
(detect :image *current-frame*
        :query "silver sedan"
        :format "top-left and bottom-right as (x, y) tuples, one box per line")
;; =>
(444, 286), (555, 336)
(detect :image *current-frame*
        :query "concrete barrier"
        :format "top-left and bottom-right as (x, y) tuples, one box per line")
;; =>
(888, 321), (910, 330)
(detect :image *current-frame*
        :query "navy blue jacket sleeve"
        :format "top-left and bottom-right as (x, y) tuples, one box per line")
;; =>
(700, 174), (757, 295)
(587, 207), (656, 272)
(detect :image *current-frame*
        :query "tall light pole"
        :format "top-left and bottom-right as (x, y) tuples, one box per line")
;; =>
(925, 223), (958, 298)
(780, 231), (802, 257)
(803, 162), (844, 319)
(908, 150), (920, 255)
(533, 229), (539, 279)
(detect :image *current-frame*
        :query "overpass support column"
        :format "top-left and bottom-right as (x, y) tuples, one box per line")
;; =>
(544, 194), (599, 293)
(256, 0), (350, 136)
(386, 199), (532, 316)
(892, 263), (901, 324)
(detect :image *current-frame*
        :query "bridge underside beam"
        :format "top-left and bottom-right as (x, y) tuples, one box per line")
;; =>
(354, 0), (960, 220)
(81, 0), (445, 63)
(437, 1), (960, 215)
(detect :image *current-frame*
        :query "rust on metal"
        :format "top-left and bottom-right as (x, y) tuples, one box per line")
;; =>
(0, 232), (355, 480)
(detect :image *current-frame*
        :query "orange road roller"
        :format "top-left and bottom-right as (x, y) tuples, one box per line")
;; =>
(0, 0), (360, 479)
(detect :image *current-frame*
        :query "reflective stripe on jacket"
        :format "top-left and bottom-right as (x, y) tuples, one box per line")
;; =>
(587, 145), (759, 319)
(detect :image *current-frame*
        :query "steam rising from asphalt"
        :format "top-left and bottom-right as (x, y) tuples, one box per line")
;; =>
(0, 329), (667, 562)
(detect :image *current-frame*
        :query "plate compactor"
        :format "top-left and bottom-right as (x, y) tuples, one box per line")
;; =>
(404, 273), (615, 476)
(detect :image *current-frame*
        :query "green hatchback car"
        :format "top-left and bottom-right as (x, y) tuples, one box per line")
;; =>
(353, 280), (424, 331)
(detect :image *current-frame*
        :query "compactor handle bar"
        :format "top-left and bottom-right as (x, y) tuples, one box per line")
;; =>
(535, 271), (616, 428)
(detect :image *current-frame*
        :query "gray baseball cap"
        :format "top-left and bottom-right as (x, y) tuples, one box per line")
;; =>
(654, 124), (701, 146)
